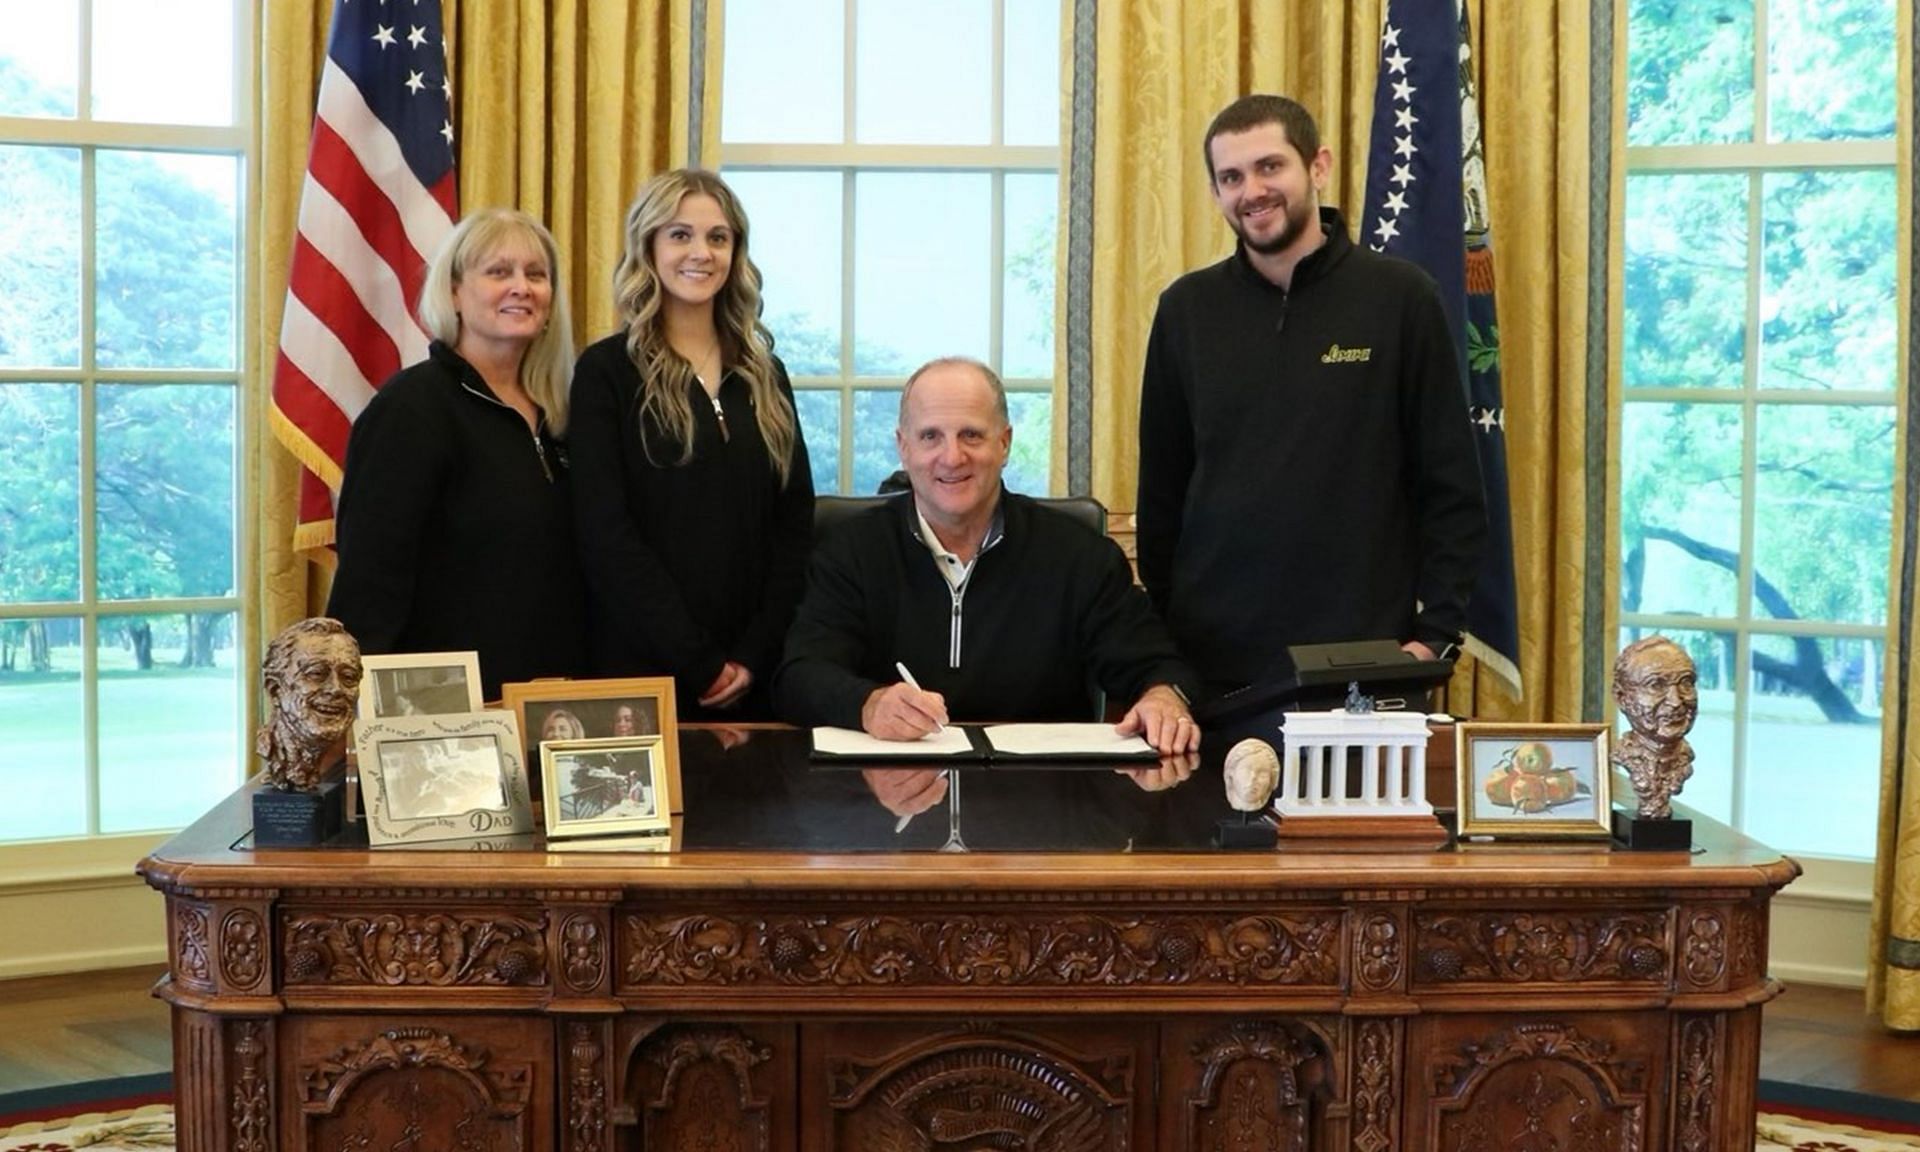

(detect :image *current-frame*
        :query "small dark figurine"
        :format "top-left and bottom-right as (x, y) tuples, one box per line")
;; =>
(1610, 636), (1698, 820)
(256, 618), (363, 791)
(1343, 681), (1374, 714)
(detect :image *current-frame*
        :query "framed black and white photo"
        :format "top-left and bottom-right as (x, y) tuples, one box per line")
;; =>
(354, 712), (532, 846)
(357, 651), (484, 720)
(541, 736), (676, 841)
(1455, 722), (1612, 840)
(501, 677), (681, 812)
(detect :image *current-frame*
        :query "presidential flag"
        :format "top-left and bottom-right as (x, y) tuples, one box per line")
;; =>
(269, 0), (458, 552)
(1359, 0), (1523, 698)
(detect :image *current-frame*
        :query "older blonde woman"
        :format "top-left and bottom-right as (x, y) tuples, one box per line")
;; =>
(329, 208), (587, 699)
(569, 169), (813, 718)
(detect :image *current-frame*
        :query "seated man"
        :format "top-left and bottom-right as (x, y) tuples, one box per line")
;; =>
(774, 356), (1202, 754)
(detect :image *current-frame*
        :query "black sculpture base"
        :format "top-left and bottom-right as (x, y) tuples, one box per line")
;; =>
(1215, 815), (1279, 850)
(253, 778), (344, 847)
(1611, 807), (1691, 851)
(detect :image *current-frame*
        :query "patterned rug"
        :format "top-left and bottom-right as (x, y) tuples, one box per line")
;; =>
(1, 1085), (1916, 1151)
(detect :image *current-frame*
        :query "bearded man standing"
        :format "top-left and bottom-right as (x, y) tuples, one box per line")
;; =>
(1136, 94), (1487, 694)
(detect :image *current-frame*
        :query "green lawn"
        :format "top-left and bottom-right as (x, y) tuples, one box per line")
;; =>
(0, 655), (242, 842)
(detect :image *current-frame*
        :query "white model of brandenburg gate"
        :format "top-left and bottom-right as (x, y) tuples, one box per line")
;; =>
(1273, 708), (1447, 846)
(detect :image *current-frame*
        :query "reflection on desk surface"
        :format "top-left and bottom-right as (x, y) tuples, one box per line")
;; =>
(677, 726), (1223, 853)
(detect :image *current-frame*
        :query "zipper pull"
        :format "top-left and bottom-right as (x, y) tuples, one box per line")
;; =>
(531, 432), (553, 482)
(711, 393), (730, 442)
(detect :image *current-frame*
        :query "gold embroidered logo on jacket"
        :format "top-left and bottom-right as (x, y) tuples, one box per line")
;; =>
(1320, 344), (1373, 364)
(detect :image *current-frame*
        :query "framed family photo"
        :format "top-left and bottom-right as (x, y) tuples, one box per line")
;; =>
(358, 651), (484, 720)
(1455, 722), (1612, 840)
(353, 712), (534, 846)
(541, 736), (676, 841)
(500, 677), (681, 812)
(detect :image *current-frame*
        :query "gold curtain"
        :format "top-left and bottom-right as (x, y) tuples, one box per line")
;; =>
(1867, 0), (1917, 1031)
(1083, 0), (1592, 722)
(256, 0), (711, 635)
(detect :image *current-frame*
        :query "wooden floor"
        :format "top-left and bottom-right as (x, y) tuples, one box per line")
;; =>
(0, 967), (1914, 1101)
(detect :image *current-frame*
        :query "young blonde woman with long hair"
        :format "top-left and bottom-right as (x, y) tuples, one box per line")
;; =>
(329, 208), (588, 699)
(569, 169), (813, 717)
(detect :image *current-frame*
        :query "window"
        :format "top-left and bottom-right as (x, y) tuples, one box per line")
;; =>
(1620, 0), (1897, 859)
(0, 0), (253, 844)
(717, 0), (1062, 496)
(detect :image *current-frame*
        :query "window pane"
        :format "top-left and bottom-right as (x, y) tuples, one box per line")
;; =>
(1623, 173), (1747, 389)
(1616, 626), (1736, 826)
(726, 169), (843, 377)
(0, 384), (81, 603)
(794, 388), (843, 496)
(1751, 404), (1892, 625)
(0, 615), (86, 842)
(97, 611), (240, 834)
(1743, 633), (1881, 858)
(0, 145), (82, 368)
(1002, 173), (1057, 380)
(1619, 402), (1742, 618)
(1766, 0), (1896, 142)
(90, 0), (235, 125)
(853, 172), (991, 375)
(96, 150), (238, 370)
(1003, 0), (1061, 146)
(851, 388), (902, 496)
(1625, 0), (1753, 145)
(96, 384), (236, 601)
(1760, 169), (1896, 391)
(1005, 391), (1050, 496)
(0, 0), (79, 118)
(855, 0), (991, 144)
(722, 0), (843, 143)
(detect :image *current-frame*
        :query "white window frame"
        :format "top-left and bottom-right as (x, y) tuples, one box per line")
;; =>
(716, 0), (1062, 495)
(0, 0), (256, 881)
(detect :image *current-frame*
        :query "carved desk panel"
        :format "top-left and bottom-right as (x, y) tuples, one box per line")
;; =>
(142, 728), (1796, 1152)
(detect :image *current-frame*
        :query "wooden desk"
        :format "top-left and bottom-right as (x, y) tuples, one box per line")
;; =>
(140, 728), (1796, 1151)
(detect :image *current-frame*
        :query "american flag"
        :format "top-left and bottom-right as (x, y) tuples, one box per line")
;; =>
(269, 0), (458, 551)
(1359, 0), (1523, 698)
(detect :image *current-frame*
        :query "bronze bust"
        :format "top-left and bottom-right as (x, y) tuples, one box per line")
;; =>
(1609, 636), (1698, 820)
(256, 618), (363, 792)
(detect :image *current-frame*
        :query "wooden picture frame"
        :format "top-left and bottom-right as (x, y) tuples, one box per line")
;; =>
(500, 677), (681, 813)
(541, 736), (677, 841)
(357, 651), (484, 720)
(354, 711), (534, 846)
(1455, 722), (1612, 840)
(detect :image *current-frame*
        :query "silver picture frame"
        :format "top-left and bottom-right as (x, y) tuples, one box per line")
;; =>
(354, 711), (533, 846)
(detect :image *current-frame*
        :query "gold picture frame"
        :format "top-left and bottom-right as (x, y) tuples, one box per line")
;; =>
(541, 736), (677, 841)
(1455, 722), (1612, 840)
(354, 711), (533, 846)
(357, 651), (484, 720)
(500, 676), (681, 812)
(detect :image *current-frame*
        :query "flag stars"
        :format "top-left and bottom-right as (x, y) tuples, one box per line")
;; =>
(407, 25), (429, 49)
(1384, 48), (1410, 75)
(404, 70), (426, 94)
(1390, 163), (1415, 188)
(1395, 106), (1419, 131)
(1475, 408), (1504, 433)
(1392, 78), (1415, 103)
(1382, 23), (1401, 50)
(1373, 216), (1402, 245)
(1394, 134), (1417, 159)
(1384, 190), (1409, 215)
(441, 119), (454, 145)
(372, 24), (396, 48)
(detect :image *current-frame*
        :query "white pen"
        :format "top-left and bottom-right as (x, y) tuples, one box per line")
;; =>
(894, 661), (945, 733)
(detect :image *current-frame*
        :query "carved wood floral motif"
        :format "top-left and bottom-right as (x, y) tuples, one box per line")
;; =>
(282, 911), (547, 987)
(1354, 912), (1403, 992)
(1352, 1020), (1395, 1152)
(300, 1026), (533, 1115)
(561, 914), (605, 993)
(1675, 1016), (1720, 1152)
(566, 1023), (606, 1152)
(177, 905), (212, 986)
(1414, 911), (1668, 984)
(1682, 909), (1728, 989)
(621, 911), (1341, 990)
(230, 1020), (269, 1152)
(219, 909), (265, 990)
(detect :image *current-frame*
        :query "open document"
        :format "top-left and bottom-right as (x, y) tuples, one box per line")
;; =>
(980, 723), (1157, 761)
(809, 725), (980, 760)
